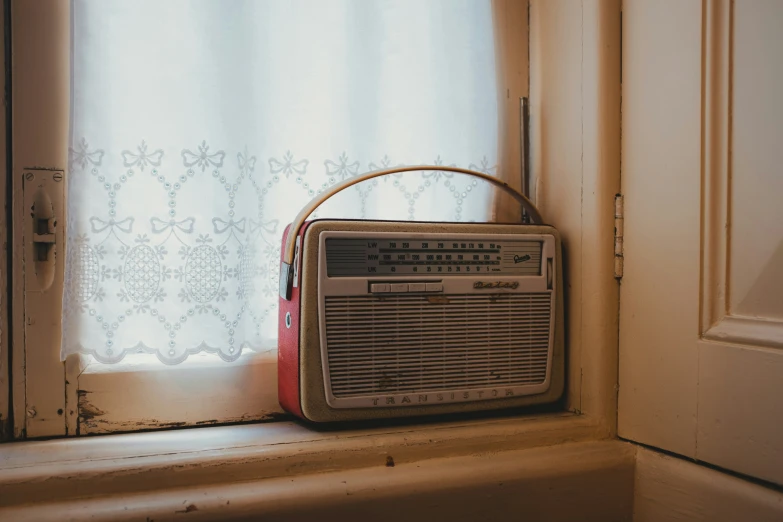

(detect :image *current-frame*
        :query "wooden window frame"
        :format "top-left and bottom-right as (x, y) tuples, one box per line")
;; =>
(4, 0), (621, 443)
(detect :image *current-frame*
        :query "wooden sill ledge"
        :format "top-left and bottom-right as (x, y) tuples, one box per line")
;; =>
(0, 413), (612, 517)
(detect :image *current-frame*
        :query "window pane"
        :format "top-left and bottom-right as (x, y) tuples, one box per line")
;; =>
(63, 0), (499, 364)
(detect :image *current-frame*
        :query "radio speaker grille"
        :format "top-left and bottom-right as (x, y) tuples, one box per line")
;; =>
(324, 293), (551, 398)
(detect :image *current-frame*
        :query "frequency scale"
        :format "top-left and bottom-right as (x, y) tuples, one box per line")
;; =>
(324, 236), (542, 277)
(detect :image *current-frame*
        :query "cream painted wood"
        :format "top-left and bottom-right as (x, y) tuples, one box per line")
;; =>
(728, 0), (783, 322)
(0, 427), (630, 521)
(11, 0), (71, 438)
(577, 0), (622, 434)
(531, 0), (584, 416)
(530, 0), (621, 429)
(492, 0), (529, 223)
(620, 0), (783, 485)
(0, 413), (602, 506)
(619, 0), (704, 458)
(634, 446), (783, 522)
(2, 441), (634, 522)
(697, 341), (783, 484)
(700, 0), (783, 344)
(74, 350), (282, 434)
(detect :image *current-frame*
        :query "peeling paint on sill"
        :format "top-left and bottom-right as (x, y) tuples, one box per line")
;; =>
(76, 407), (290, 436)
(77, 389), (107, 431)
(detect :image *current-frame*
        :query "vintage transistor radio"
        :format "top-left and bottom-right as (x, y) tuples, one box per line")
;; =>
(278, 166), (563, 422)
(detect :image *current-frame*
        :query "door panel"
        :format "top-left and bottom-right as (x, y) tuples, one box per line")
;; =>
(729, 0), (783, 322)
(620, 0), (783, 485)
(698, 341), (783, 484)
(618, 0), (702, 458)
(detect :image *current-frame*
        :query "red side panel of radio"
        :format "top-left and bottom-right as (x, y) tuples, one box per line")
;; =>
(277, 222), (312, 419)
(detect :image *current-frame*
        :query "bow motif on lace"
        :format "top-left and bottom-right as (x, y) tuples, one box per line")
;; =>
(150, 217), (195, 234)
(422, 155), (456, 181)
(325, 152), (360, 180)
(249, 219), (279, 234)
(212, 217), (247, 234)
(89, 217), (134, 234)
(368, 156), (404, 182)
(238, 148), (257, 175)
(182, 141), (226, 171)
(468, 156), (495, 175)
(69, 137), (105, 171)
(269, 151), (308, 178)
(121, 141), (164, 171)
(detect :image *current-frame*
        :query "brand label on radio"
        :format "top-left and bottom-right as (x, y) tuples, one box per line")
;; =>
(473, 281), (520, 290)
(369, 388), (516, 407)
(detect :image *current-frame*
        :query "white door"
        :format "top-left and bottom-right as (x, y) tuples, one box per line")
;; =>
(619, 0), (783, 485)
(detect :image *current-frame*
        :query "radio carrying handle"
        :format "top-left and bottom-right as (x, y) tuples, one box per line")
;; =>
(280, 165), (543, 300)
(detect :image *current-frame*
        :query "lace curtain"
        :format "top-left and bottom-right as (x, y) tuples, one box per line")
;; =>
(63, 0), (501, 364)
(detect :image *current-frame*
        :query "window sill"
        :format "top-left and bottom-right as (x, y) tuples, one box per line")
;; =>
(0, 412), (611, 518)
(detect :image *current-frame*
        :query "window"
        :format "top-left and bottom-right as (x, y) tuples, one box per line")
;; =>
(10, 0), (529, 438)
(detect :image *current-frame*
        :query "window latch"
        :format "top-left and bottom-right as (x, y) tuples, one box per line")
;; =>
(25, 170), (64, 292)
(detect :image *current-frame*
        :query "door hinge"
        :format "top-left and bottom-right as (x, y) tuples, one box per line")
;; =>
(614, 194), (624, 279)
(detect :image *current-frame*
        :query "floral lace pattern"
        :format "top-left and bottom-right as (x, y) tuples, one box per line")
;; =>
(63, 139), (498, 364)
